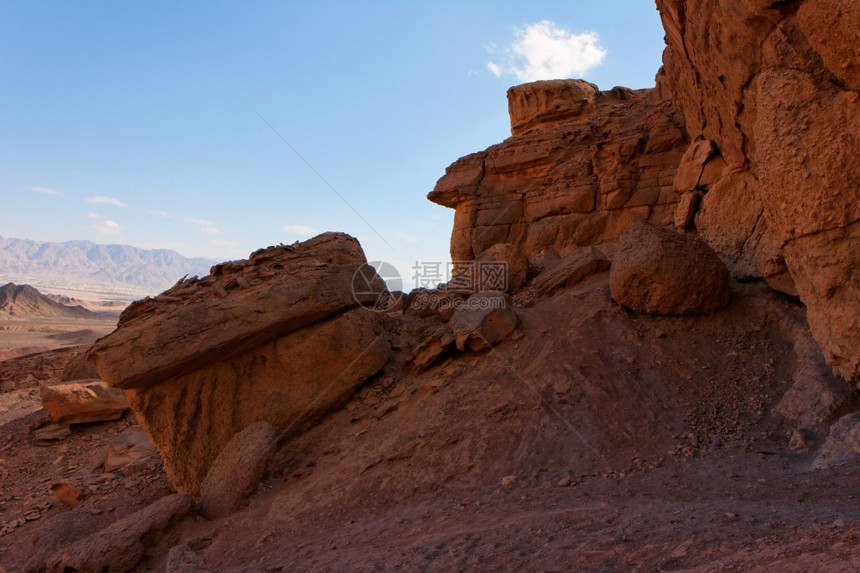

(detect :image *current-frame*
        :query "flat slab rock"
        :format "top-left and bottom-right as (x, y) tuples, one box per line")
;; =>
(88, 232), (384, 391)
(40, 379), (129, 425)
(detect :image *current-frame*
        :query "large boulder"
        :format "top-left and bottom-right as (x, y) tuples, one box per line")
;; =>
(198, 421), (276, 519)
(89, 233), (391, 496)
(610, 221), (731, 315)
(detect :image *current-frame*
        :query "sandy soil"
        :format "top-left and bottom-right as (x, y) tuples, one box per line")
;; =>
(0, 317), (117, 362)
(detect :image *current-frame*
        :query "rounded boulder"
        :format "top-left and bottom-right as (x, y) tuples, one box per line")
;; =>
(610, 220), (731, 315)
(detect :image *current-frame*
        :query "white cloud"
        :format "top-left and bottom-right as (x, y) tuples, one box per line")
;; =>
(184, 217), (216, 226)
(86, 195), (128, 208)
(202, 226), (219, 235)
(92, 218), (122, 235)
(27, 186), (63, 196)
(283, 225), (316, 236)
(488, 20), (606, 82)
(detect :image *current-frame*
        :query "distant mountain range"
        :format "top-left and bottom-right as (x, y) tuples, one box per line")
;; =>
(0, 236), (218, 298)
(0, 283), (95, 319)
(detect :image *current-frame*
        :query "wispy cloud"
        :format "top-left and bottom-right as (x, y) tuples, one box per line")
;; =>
(283, 224), (316, 236)
(182, 217), (219, 235)
(488, 20), (606, 82)
(27, 186), (63, 196)
(86, 195), (128, 208)
(88, 212), (122, 235)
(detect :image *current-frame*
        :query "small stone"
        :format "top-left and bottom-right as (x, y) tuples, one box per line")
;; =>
(501, 475), (518, 487)
(557, 476), (572, 487)
(49, 483), (80, 508)
(788, 429), (809, 452)
(725, 512), (738, 520)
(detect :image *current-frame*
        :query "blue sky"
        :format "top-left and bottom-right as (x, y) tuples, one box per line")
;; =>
(1, 1), (666, 288)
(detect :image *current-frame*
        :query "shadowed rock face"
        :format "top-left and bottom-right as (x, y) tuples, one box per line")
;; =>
(89, 232), (391, 495)
(656, 0), (860, 381)
(428, 80), (689, 267)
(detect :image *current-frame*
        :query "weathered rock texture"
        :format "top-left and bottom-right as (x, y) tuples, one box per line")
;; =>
(656, 0), (860, 380)
(610, 221), (731, 316)
(429, 80), (689, 266)
(40, 379), (130, 426)
(89, 233), (391, 495)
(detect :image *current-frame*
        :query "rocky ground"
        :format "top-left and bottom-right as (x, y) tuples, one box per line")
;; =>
(2, 272), (858, 572)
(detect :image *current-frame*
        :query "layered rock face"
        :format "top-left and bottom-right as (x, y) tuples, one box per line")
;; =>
(656, 0), (860, 380)
(89, 233), (390, 495)
(428, 80), (689, 264)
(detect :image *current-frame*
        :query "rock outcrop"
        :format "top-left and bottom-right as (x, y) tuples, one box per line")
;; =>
(89, 233), (391, 496)
(429, 2), (860, 385)
(610, 221), (731, 316)
(428, 80), (688, 266)
(656, 0), (860, 381)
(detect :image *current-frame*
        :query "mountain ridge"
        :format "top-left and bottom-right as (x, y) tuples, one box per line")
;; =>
(0, 282), (96, 319)
(0, 235), (218, 298)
